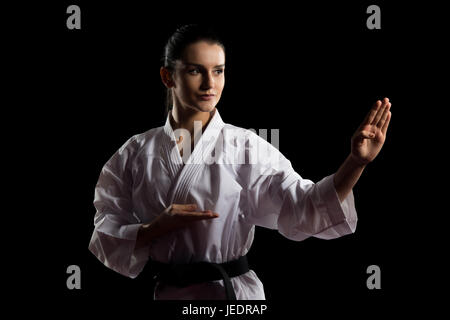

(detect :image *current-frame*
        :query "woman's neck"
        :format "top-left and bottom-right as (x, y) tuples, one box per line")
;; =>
(170, 105), (215, 137)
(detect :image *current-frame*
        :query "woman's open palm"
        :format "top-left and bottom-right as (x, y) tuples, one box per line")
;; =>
(351, 97), (392, 165)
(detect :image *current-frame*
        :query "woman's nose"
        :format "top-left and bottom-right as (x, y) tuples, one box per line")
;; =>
(201, 73), (214, 89)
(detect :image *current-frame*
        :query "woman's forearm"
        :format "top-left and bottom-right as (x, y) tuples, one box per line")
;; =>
(333, 154), (367, 203)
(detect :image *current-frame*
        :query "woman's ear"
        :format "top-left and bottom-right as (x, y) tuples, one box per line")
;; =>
(160, 67), (174, 88)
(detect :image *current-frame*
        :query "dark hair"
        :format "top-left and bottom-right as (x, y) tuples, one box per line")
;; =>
(161, 24), (226, 116)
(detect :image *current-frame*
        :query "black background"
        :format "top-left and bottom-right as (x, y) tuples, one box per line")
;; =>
(7, 0), (447, 317)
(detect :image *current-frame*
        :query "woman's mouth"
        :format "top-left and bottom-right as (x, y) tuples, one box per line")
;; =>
(198, 94), (215, 101)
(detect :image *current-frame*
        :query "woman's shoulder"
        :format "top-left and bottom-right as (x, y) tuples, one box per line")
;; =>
(132, 126), (164, 147)
(113, 126), (164, 160)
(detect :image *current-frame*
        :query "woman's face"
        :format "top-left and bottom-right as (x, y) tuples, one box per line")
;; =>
(170, 41), (225, 113)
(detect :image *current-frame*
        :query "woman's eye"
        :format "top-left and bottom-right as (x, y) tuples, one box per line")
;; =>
(188, 69), (224, 75)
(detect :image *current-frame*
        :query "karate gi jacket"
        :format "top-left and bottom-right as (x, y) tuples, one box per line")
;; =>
(88, 108), (358, 299)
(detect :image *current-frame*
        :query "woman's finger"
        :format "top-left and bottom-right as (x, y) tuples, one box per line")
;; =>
(371, 99), (388, 126)
(381, 111), (391, 135)
(177, 213), (220, 221)
(172, 203), (197, 211)
(175, 210), (219, 217)
(377, 102), (391, 129)
(362, 100), (381, 126)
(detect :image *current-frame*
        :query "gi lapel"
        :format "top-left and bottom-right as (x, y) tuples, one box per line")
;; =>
(161, 116), (184, 182)
(161, 108), (225, 205)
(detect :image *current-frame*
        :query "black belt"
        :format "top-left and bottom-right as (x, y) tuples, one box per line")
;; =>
(147, 255), (249, 300)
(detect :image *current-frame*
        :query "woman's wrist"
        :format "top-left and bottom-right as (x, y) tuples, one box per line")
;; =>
(135, 220), (162, 250)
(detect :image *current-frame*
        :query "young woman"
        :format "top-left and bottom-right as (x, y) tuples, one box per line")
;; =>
(88, 24), (392, 300)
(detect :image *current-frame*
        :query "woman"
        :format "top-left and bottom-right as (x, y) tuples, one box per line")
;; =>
(88, 24), (392, 300)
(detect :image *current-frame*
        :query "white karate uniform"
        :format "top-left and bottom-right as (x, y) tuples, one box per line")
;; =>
(88, 108), (358, 300)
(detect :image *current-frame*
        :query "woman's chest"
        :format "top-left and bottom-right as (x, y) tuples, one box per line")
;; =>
(131, 156), (244, 218)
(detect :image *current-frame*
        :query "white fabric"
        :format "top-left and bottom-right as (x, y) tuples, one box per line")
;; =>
(88, 107), (358, 300)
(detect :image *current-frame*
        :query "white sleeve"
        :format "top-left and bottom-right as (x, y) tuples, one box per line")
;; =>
(242, 132), (358, 241)
(88, 136), (150, 278)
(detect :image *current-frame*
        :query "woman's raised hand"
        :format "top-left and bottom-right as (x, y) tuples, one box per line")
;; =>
(350, 97), (392, 165)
